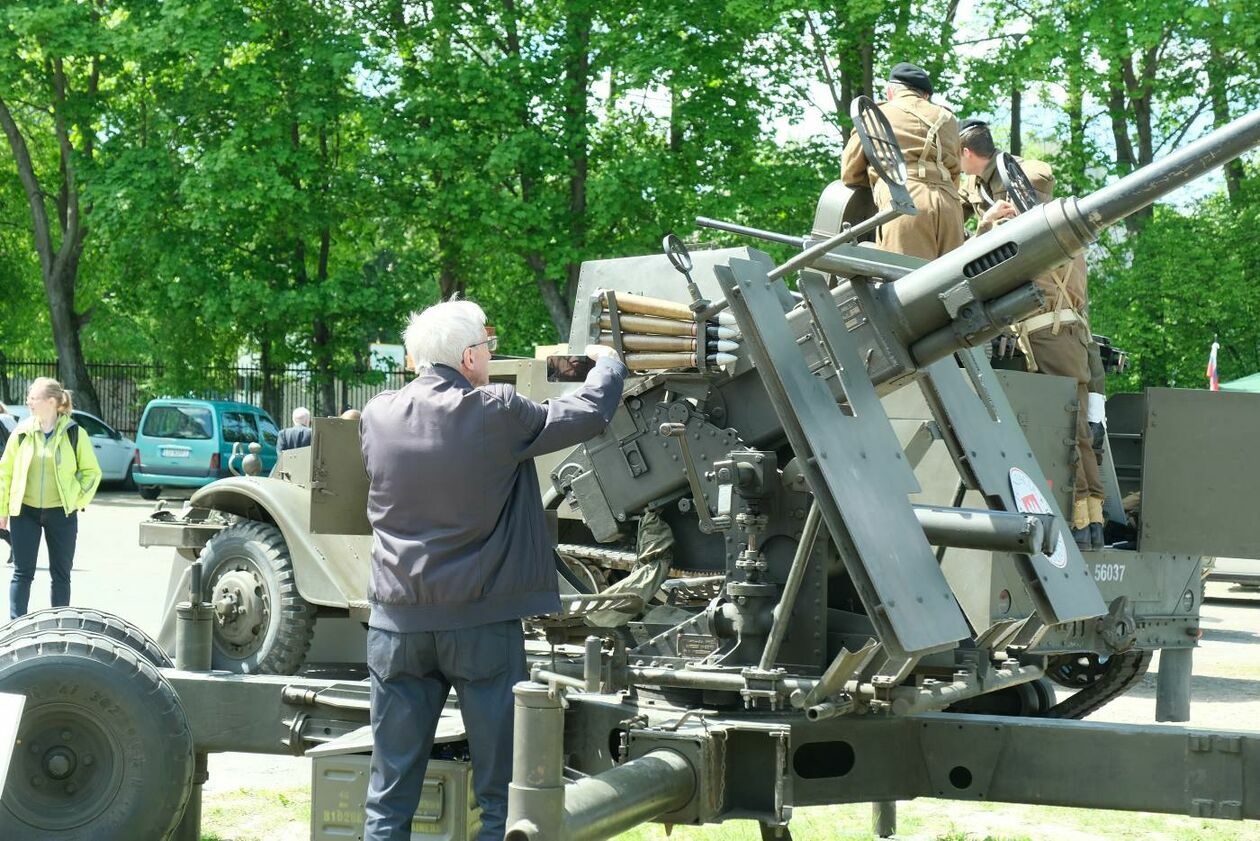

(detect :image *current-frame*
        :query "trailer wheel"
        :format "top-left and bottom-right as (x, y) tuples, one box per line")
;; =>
(0, 607), (171, 668)
(199, 520), (315, 674)
(0, 630), (193, 841)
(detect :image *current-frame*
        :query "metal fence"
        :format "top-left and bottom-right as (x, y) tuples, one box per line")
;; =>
(0, 359), (411, 436)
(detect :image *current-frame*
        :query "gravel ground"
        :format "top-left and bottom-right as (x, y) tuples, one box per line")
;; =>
(8, 491), (1259, 838)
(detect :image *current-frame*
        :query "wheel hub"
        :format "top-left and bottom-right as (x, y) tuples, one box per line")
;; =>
(44, 746), (76, 779)
(209, 561), (271, 656)
(10, 706), (123, 831)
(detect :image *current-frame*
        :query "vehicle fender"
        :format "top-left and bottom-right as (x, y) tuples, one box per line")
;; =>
(192, 476), (370, 609)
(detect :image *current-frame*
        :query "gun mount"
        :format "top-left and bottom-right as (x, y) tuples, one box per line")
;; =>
(505, 107), (1260, 838)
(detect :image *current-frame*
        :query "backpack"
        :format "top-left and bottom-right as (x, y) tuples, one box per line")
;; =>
(17, 423), (80, 470)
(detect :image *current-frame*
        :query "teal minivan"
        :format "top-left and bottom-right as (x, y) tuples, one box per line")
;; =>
(133, 399), (280, 499)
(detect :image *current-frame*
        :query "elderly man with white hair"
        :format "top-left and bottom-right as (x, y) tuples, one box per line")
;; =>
(276, 406), (313, 455)
(359, 298), (626, 841)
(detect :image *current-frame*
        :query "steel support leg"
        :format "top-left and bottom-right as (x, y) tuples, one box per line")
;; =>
(759, 822), (793, 840)
(873, 800), (897, 837)
(1155, 647), (1193, 722)
(505, 681), (566, 841)
(173, 753), (208, 841)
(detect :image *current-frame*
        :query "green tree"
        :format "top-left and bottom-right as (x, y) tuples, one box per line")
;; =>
(1091, 179), (1260, 391)
(0, 0), (135, 414)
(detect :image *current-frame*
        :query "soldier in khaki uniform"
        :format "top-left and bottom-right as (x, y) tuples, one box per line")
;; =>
(958, 118), (1106, 550)
(840, 63), (965, 260)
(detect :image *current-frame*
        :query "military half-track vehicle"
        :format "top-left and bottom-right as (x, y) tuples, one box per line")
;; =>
(1, 103), (1260, 841)
(138, 359), (579, 676)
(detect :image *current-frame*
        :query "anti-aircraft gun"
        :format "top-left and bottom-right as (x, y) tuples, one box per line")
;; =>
(498, 104), (1260, 839)
(1, 106), (1259, 841)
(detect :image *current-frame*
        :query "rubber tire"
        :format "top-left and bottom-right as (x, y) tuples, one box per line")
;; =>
(121, 463), (137, 491)
(199, 520), (315, 675)
(0, 607), (171, 668)
(138, 484), (160, 501)
(0, 630), (193, 840)
(1030, 676), (1057, 714)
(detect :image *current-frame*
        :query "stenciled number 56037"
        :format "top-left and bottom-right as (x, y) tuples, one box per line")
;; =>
(1093, 563), (1126, 582)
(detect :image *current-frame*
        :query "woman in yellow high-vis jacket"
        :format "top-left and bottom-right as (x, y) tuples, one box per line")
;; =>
(0, 377), (101, 619)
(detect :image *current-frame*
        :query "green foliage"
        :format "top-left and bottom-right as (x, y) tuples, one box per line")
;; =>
(1091, 174), (1260, 392)
(0, 0), (1257, 400)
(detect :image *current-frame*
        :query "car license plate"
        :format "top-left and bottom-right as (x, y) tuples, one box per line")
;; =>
(160, 446), (191, 458)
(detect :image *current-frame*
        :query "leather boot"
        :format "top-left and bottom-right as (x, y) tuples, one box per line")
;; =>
(1071, 498), (1092, 551)
(1087, 498), (1106, 551)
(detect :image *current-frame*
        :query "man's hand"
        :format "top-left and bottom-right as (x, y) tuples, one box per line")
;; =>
(981, 200), (1018, 228)
(584, 344), (620, 362)
(0, 516), (7, 531)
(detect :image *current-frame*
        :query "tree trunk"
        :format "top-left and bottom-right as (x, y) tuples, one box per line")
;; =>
(1010, 83), (1022, 157)
(860, 37), (874, 99)
(259, 340), (281, 422)
(311, 225), (336, 417)
(669, 80), (684, 154)
(1206, 44), (1243, 204)
(0, 95), (101, 417)
(47, 260), (102, 417)
(1106, 57), (1142, 234)
(528, 253), (572, 338)
(312, 316), (337, 417)
(1064, 44), (1087, 195)
(438, 234), (464, 300)
(504, 0), (571, 337)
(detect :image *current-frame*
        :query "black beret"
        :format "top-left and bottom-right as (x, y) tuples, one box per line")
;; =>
(890, 62), (933, 96)
(959, 117), (989, 134)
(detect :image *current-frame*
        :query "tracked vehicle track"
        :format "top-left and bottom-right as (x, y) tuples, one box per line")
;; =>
(1044, 650), (1153, 720)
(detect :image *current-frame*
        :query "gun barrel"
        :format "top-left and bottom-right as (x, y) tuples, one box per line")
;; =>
(880, 109), (1260, 345)
(1078, 108), (1260, 230)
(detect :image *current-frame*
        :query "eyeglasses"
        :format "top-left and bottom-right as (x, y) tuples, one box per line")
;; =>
(468, 335), (498, 353)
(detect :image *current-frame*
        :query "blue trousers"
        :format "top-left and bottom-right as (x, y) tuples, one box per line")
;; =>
(9, 504), (78, 620)
(364, 621), (527, 841)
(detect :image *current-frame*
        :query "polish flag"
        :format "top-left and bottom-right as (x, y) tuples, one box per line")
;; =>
(1206, 341), (1220, 392)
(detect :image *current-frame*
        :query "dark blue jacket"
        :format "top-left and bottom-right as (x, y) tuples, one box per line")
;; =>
(360, 357), (626, 631)
(276, 425), (312, 454)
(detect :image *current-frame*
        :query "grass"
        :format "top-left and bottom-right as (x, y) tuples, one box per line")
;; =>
(199, 792), (1260, 840)
(200, 786), (311, 841)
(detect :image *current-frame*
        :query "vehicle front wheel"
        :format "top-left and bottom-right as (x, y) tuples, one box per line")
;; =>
(199, 520), (316, 675)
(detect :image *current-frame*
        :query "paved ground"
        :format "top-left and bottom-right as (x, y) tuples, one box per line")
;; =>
(6, 490), (1260, 832)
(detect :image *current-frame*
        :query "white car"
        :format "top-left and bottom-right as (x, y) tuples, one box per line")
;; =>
(5, 406), (138, 485)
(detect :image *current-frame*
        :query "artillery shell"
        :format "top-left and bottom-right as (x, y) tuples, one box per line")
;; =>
(600, 291), (693, 321)
(598, 314), (699, 337)
(624, 352), (699, 370)
(600, 333), (698, 352)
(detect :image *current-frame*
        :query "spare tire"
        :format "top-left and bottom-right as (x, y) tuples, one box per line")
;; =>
(0, 630), (193, 840)
(0, 607), (170, 668)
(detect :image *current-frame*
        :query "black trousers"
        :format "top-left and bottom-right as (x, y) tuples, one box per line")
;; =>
(9, 504), (78, 622)
(9, 504), (78, 620)
(364, 620), (527, 841)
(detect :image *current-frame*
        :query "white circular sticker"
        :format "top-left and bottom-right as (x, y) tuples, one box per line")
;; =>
(1009, 467), (1067, 569)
